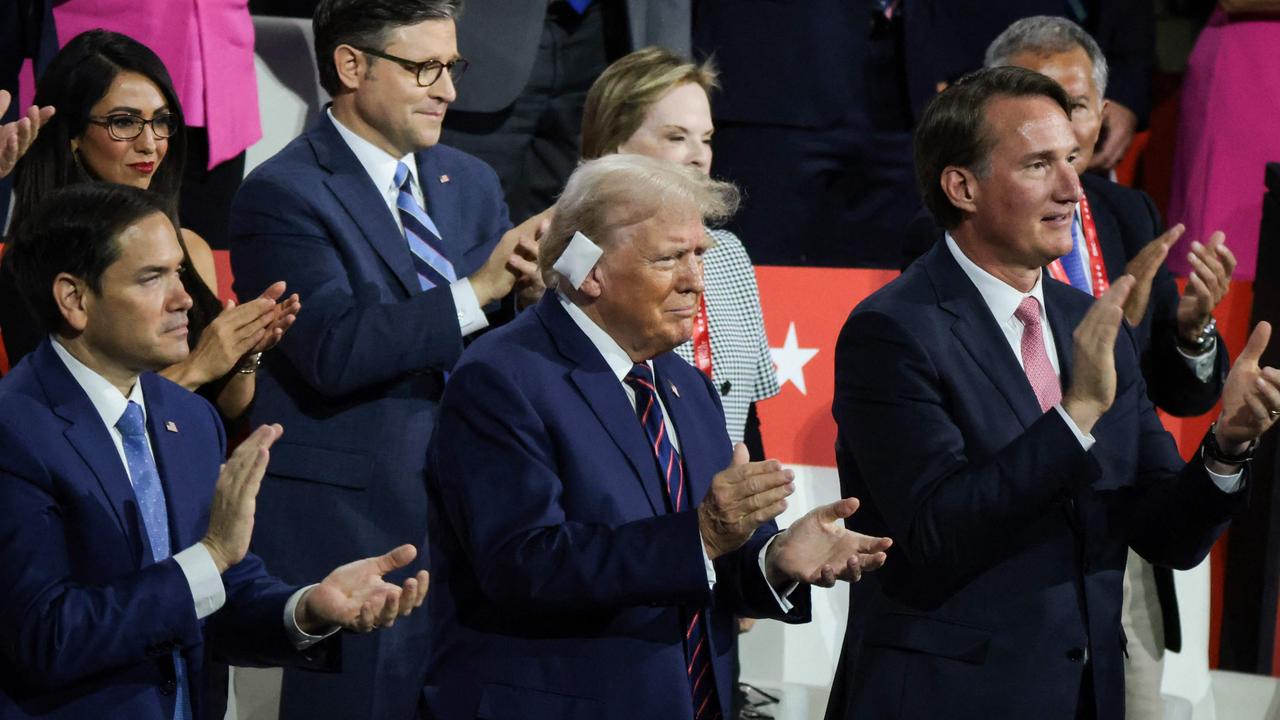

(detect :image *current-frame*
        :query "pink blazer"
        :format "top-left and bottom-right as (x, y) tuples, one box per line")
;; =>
(54, 0), (261, 169)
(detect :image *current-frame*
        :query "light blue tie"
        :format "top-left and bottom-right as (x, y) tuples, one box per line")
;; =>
(395, 161), (456, 291)
(116, 401), (192, 720)
(1061, 211), (1091, 293)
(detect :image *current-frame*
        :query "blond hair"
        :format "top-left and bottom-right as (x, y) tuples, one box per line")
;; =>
(539, 154), (739, 289)
(580, 46), (719, 160)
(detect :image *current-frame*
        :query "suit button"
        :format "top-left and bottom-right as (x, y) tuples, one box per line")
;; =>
(1067, 647), (1089, 663)
(720, 381), (731, 396)
(160, 680), (176, 696)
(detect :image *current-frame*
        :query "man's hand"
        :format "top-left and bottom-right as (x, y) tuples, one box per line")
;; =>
(167, 284), (290, 389)
(470, 209), (553, 306)
(0, 90), (55, 179)
(764, 498), (892, 589)
(294, 544), (429, 635)
(1089, 101), (1138, 172)
(1177, 231), (1236, 348)
(513, 209), (553, 309)
(1121, 224), (1184, 326)
(1214, 322), (1280, 460)
(698, 443), (795, 561)
(201, 424), (284, 573)
(249, 283), (301, 355)
(1062, 275), (1136, 434)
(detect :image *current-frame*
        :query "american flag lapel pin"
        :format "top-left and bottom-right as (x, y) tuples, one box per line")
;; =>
(165, 421), (179, 433)
(439, 174), (450, 184)
(670, 381), (680, 398)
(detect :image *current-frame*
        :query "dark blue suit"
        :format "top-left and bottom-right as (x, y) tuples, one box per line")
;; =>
(229, 115), (511, 719)
(0, 340), (318, 720)
(423, 293), (811, 720)
(828, 243), (1243, 719)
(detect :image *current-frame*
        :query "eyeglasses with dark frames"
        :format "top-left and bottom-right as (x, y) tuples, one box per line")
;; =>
(355, 47), (469, 88)
(87, 113), (180, 141)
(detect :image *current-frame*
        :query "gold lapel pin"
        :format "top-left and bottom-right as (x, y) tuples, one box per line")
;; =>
(165, 421), (179, 433)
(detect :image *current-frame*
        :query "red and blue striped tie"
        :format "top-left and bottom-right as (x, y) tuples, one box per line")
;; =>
(624, 363), (722, 720)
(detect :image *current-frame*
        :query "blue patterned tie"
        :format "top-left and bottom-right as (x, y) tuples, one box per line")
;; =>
(623, 364), (722, 720)
(116, 401), (192, 720)
(565, 0), (593, 14)
(395, 161), (457, 291)
(1061, 211), (1091, 292)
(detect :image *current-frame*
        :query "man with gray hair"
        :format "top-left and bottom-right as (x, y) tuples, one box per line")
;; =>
(986, 21), (1239, 717)
(424, 153), (891, 720)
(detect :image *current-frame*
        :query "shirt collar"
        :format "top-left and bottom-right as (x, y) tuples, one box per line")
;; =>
(944, 232), (1047, 323)
(557, 292), (646, 382)
(327, 108), (419, 198)
(50, 337), (147, 431)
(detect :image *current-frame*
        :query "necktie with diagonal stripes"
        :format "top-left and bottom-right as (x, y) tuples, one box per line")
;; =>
(623, 363), (723, 720)
(395, 161), (456, 290)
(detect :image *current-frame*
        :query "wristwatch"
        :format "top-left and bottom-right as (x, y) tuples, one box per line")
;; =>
(236, 352), (263, 375)
(1202, 421), (1257, 466)
(1179, 316), (1217, 355)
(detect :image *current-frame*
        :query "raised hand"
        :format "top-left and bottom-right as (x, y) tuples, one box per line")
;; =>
(1121, 224), (1184, 326)
(698, 443), (795, 560)
(1088, 101), (1138, 172)
(0, 90), (55, 179)
(1062, 275), (1135, 434)
(247, 282), (301, 355)
(168, 284), (286, 388)
(1177, 231), (1236, 348)
(471, 209), (554, 306)
(200, 424), (284, 573)
(512, 208), (553, 309)
(764, 498), (892, 589)
(295, 544), (430, 634)
(1215, 322), (1280, 453)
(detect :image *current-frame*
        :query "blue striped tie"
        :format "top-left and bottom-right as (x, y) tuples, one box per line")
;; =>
(623, 364), (723, 720)
(395, 161), (456, 291)
(1061, 211), (1091, 292)
(116, 401), (192, 720)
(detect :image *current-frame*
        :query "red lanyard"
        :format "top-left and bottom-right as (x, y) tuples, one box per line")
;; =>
(1046, 191), (1110, 298)
(691, 294), (713, 379)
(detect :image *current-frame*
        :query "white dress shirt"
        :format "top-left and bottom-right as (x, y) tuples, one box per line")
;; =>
(558, 294), (797, 610)
(944, 236), (1242, 493)
(51, 339), (332, 647)
(327, 108), (488, 336)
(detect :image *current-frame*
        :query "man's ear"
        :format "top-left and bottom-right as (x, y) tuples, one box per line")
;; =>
(940, 166), (979, 216)
(333, 45), (365, 92)
(53, 272), (90, 333)
(577, 264), (604, 299)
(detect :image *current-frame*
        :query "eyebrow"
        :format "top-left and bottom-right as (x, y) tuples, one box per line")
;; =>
(103, 105), (171, 115)
(659, 124), (712, 135)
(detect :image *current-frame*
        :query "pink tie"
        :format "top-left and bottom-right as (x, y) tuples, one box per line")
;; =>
(1015, 296), (1062, 413)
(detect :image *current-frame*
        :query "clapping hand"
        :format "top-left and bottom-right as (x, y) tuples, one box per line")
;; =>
(295, 545), (429, 634)
(0, 90), (55, 179)
(1176, 231), (1236, 349)
(1214, 322), (1280, 459)
(764, 498), (892, 589)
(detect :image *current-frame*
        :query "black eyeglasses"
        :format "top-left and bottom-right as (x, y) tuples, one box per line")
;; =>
(88, 113), (180, 141)
(356, 47), (469, 88)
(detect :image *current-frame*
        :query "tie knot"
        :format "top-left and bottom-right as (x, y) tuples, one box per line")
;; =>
(115, 401), (147, 438)
(394, 161), (412, 191)
(624, 363), (656, 393)
(1014, 295), (1042, 327)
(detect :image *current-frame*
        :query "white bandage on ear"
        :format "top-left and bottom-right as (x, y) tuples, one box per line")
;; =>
(552, 231), (604, 290)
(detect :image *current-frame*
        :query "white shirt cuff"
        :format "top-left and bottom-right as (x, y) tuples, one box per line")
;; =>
(450, 278), (490, 337)
(284, 584), (341, 650)
(173, 543), (226, 620)
(1176, 338), (1218, 383)
(758, 533), (798, 613)
(1054, 405), (1096, 452)
(1205, 464), (1246, 494)
(698, 531), (717, 592)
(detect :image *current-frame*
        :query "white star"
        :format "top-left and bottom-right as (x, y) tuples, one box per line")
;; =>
(771, 322), (819, 395)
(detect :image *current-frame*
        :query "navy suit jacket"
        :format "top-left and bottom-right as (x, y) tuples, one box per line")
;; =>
(0, 340), (314, 720)
(422, 293), (811, 720)
(830, 243), (1243, 719)
(229, 115), (511, 718)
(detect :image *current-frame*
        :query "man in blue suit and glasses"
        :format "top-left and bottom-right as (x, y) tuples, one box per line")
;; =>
(0, 183), (428, 719)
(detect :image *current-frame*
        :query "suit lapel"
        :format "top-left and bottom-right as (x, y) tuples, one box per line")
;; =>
(34, 341), (151, 566)
(925, 243), (1044, 429)
(142, 376), (202, 552)
(310, 117), (421, 296)
(652, 355), (715, 509)
(417, 149), (464, 268)
(535, 295), (664, 515)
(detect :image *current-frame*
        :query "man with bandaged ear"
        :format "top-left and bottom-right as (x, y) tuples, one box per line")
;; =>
(422, 153), (891, 720)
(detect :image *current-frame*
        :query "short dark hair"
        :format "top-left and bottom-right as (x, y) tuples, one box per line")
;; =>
(11, 30), (187, 233)
(2, 183), (171, 333)
(913, 66), (1072, 229)
(313, 0), (463, 96)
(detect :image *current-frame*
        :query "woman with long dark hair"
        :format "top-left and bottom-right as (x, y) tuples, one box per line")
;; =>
(1, 29), (298, 418)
